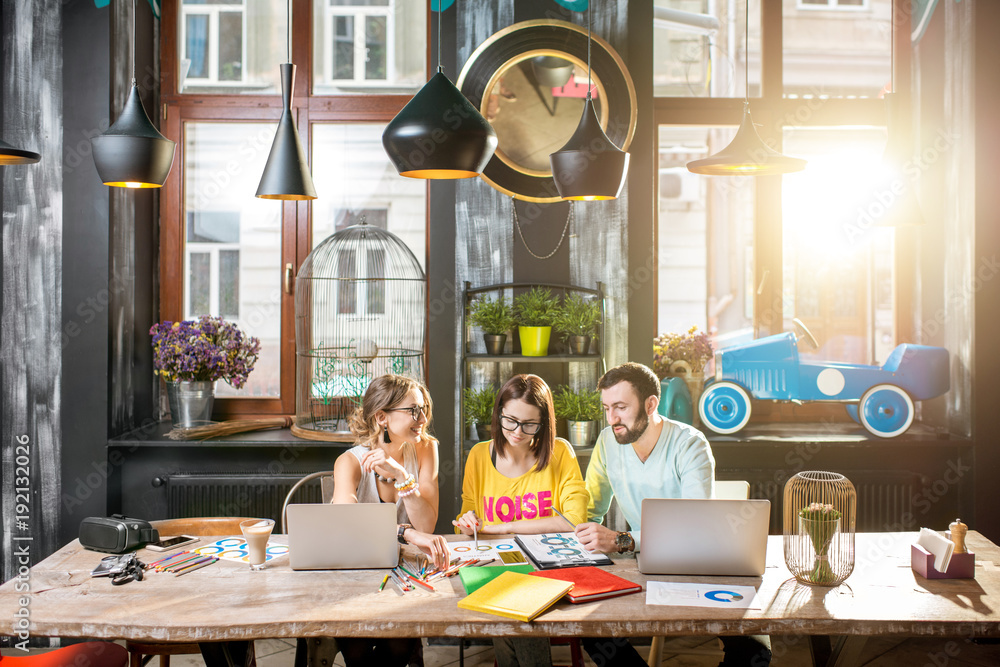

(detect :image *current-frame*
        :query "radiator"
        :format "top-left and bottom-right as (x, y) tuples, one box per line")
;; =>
(165, 474), (324, 522)
(721, 469), (926, 534)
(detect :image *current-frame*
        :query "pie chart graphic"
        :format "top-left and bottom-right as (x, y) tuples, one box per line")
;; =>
(704, 590), (744, 603)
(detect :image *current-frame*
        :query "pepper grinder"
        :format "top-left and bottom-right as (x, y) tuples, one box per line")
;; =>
(949, 518), (968, 554)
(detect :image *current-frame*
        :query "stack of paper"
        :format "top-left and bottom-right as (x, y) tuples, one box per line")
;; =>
(530, 566), (642, 603)
(457, 571), (572, 622)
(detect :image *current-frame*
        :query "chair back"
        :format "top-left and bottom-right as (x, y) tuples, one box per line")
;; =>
(715, 480), (750, 500)
(150, 516), (257, 537)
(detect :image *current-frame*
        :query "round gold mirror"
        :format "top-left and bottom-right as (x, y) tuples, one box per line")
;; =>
(457, 20), (636, 203)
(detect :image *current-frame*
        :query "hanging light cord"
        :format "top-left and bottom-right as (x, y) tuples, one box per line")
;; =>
(130, 0), (136, 86)
(743, 0), (748, 108)
(586, 5), (592, 100)
(287, 0), (291, 62)
(512, 199), (573, 260)
(437, 1), (443, 73)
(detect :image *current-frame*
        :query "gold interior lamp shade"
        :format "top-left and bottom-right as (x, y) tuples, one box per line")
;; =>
(687, 103), (806, 176)
(382, 70), (498, 179)
(0, 138), (40, 165)
(91, 84), (176, 188)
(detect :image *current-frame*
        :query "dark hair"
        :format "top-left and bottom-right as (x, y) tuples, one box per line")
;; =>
(597, 362), (661, 403)
(490, 374), (555, 471)
(348, 374), (434, 447)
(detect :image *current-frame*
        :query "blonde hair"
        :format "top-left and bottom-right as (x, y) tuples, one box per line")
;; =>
(348, 374), (434, 447)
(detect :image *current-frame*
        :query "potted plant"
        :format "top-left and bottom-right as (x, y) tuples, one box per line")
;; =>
(150, 315), (261, 427)
(653, 326), (713, 426)
(467, 295), (516, 355)
(463, 385), (498, 441)
(552, 386), (603, 448)
(513, 286), (560, 356)
(553, 293), (601, 355)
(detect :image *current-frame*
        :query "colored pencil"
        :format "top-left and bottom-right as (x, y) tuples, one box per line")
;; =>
(397, 564), (418, 580)
(553, 507), (577, 529)
(472, 558), (495, 567)
(174, 559), (217, 577)
(172, 556), (213, 574)
(378, 574), (389, 591)
(159, 554), (204, 572)
(148, 551), (191, 568)
(407, 575), (434, 592)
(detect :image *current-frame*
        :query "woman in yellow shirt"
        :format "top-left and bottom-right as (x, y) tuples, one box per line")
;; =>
(453, 374), (588, 667)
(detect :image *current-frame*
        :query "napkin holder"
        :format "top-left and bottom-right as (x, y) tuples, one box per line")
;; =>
(911, 540), (975, 580)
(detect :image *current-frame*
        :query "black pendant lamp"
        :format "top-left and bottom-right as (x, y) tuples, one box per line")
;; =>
(549, 4), (629, 200)
(686, 1), (805, 176)
(0, 139), (40, 165)
(92, 0), (175, 188)
(256, 1), (317, 200)
(382, 2), (497, 179)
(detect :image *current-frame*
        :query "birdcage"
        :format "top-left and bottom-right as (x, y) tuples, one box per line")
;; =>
(292, 221), (425, 441)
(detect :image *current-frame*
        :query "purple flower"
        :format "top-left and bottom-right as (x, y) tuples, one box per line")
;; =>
(149, 315), (261, 388)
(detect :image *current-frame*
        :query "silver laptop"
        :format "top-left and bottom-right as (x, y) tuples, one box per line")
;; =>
(638, 498), (770, 576)
(286, 503), (399, 570)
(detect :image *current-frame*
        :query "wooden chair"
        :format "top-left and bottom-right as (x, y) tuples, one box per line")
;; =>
(0, 642), (128, 667)
(645, 481), (751, 666)
(126, 517), (257, 667)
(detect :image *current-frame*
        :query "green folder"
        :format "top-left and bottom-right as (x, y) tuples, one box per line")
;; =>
(459, 563), (536, 595)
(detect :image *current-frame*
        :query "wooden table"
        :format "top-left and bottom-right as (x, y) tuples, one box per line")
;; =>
(2, 532), (999, 666)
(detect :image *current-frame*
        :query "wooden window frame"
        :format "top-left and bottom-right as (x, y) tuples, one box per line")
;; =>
(159, 0), (430, 418)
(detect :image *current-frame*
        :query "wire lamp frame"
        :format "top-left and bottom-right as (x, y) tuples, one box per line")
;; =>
(783, 471), (857, 586)
(292, 221), (426, 441)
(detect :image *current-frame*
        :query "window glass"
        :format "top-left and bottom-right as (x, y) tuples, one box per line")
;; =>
(178, 0), (285, 94)
(311, 124), (426, 271)
(657, 126), (754, 349)
(783, 0), (890, 98)
(781, 126), (896, 365)
(184, 122), (282, 398)
(653, 0), (761, 98)
(312, 0), (426, 94)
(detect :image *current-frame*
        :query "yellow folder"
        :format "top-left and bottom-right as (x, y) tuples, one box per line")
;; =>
(457, 570), (573, 622)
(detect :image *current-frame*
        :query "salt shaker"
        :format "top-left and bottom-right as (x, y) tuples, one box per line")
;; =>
(949, 518), (968, 554)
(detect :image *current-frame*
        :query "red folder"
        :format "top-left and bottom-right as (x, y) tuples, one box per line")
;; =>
(529, 566), (642, 603)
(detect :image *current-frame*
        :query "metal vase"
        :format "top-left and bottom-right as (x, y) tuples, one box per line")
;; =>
(568, 334), (591, 355)
(566, 420), (596, 448)
(483, 334), (507, 355)
(167, 380), (216, 427)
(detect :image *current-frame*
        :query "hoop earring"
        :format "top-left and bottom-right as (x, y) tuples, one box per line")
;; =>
(383, 428), (391, 444)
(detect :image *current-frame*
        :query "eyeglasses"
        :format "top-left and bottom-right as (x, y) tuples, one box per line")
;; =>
(500, 414), (542, 435)
(385, 405), (427, 421)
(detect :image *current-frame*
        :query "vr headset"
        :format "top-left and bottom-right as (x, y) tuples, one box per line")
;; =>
(79, 514), (159, 554)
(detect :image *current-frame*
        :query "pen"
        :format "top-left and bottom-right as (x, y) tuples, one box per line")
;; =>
(174, 558), (217, 577)
(473, 523), (478, 550)
(397, 563), (419, 580)
(472, 558), (495, 567)
(379, 574), (389, 591)
(553, 507), (577, 529)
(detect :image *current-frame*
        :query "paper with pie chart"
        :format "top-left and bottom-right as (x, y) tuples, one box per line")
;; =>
(645, 581), (760, 609)
(448, 538), (529, 564)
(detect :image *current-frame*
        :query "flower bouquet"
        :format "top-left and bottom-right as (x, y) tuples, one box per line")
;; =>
(150, 315), (261, 388)
(653, 326), (713, 379)
(799, 502), (841, 584)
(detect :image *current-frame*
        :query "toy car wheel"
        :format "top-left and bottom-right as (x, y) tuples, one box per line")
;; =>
(859, 384), (914, 438)
(698, 381), (752, 435)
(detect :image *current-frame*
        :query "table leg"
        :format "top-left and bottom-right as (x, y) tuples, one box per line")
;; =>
(808, 636), (867, 667)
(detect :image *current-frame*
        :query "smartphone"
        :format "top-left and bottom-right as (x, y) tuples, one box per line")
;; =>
(147, 535), (199, 552)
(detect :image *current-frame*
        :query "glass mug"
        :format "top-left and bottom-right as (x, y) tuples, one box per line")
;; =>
(239, 519), (275, 571)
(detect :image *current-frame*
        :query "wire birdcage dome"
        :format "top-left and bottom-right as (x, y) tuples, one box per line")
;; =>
(292, 221), (425, 441)
(783, 471), (856, 586)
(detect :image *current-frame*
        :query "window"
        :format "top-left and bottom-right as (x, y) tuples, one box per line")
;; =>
(654, 0), (897, 425)
(161, 1), (427, 416)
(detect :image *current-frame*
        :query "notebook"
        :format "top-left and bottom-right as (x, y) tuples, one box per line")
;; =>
(286, 503), (399, 570)
(459, 563), (536, 595)
(457, 571), (573, 622)
(514, 532), (613, 569)
(530, 566), (642, 603)
(637, 498), (770, 576)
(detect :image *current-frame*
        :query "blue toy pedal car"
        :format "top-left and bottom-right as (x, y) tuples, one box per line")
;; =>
(698, 319), (949, 438)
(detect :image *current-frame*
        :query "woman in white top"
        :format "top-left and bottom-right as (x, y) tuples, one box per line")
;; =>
(332, 374), (448, 667)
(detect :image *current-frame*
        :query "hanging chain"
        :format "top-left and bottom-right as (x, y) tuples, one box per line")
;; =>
(512, 200), (573, 260)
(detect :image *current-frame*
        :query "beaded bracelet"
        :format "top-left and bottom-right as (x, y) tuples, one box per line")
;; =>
(396, 479), (418, 495)
(397, 485), (419, 498)
(393, 474), (416, 490)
